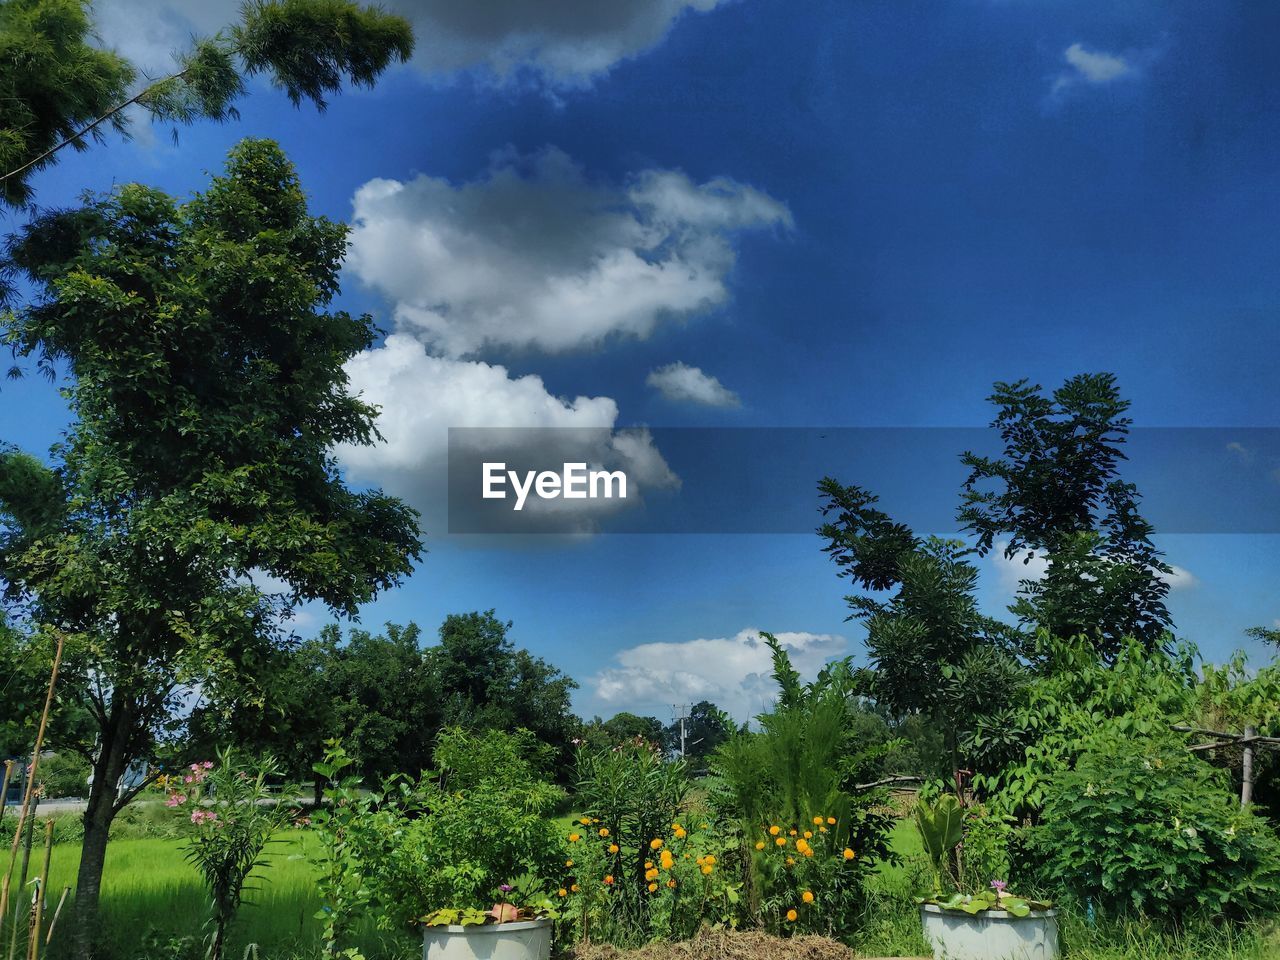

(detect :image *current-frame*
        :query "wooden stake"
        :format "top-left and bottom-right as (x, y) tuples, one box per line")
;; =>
(0, 762), (13, 825)
(42, 890), (67, 947)
(25, 821), (52, 960)
(0, 633), (64, 935)
(1242, 725), (1256, 807)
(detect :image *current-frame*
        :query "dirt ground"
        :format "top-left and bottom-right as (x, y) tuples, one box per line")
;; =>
(566, 928), (927, 960)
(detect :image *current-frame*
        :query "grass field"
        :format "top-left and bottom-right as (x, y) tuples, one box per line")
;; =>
(12, 814), (1278, 959)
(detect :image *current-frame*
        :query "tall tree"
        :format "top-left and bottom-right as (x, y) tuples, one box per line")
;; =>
(958, 374), (1173, 656)
(0, 0), (412, 209)
(665, 700), (736, 763)
(0, 140), (422, 950)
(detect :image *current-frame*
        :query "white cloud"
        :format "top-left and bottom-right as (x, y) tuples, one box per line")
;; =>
(346, 147), (791, 356)
(1063, 43), (1133, 84)
(646, 362), (740, 408)
(989, 539), (1196, 594)
(591, 628), (847, 722)
(94, 0), (728, 91)
(1226, 441), (1255, 464)
(1051, 43), (1140, 98)
(334, 334), (677, 531)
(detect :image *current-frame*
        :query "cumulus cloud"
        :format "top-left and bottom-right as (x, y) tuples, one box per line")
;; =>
(1051, 43), (1141, 97)
(591, 628), (847, 722)
(334, 334), (677, 531)
(346, 147), (791, 356)
(646, 362), (740, 408)
(94, 0), (727, 90)
(989, 540), (1196, 594)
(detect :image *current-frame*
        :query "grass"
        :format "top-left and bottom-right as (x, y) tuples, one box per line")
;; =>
(7, 810), (1277, 959)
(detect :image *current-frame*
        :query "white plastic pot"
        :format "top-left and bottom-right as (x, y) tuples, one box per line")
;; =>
(422, 918), (552, 960)
(920, 904), (1059, 960)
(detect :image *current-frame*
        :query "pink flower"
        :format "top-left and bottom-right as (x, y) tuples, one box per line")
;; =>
(166, 793), (187, 807)
(202, 761), (214, 769)
(191, 809), (219, 826)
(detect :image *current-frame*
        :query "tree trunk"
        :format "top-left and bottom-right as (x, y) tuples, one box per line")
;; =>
(313, 773), (324, 809)
(72, 701), (132, 959)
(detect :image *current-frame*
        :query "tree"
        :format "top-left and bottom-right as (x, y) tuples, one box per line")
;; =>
(0, 0), (413, 209)
(818, 489), (1024, 781)
(601, 712), (667, 746)
(427, 611), (579, 775)
(0, 140), (422, 950)
(959, 374), (1173, 656)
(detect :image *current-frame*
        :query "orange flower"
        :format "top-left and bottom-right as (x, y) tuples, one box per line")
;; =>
(645, 868), (660, 881)
(648, 882), (658, 892)
(645, 861), (654, 869)
(558, 888), (567, 897)
(608, 843), (619, 854)
(826, 817), (836, 825)
(569, 833), (581, 843)
(700, 865), (713, 875)
(812, 816), (824, 825)
(660, 850), (675, 870)
(802, 891), (814, 903)
(842, 848), (855, 861)
(579, 817), (591, 825)
(599, 827), (610, 838)
(571, 884), (580, 893)
(769, 825), (781, 836)
(786, 909), (798, 922)
(786, 856), (795, 866)
(803, 831), (813, 839)
(603, 875), (615, 886)
(755, 841), (766, 851)
(775, 837), (786, 847)
(789, 829), (798, 836)
(650, 838), (664, 850)
(565, 859), (574, 868)
(667, 879), (677, 888)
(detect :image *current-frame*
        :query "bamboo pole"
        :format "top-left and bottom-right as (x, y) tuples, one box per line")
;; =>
(0, 762), (13, 825)
(5, 797), (37, 960)
(25, 822), (52, 960)
(0, 634), (65, 935)
(42, 890), (67, 947)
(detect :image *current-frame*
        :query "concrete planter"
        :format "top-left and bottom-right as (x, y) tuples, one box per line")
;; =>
(920, 903), (1059, 960)
(422, 918), (552, 960)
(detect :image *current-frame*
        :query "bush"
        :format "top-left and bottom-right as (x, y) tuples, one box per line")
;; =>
(35, 750), (90, 798)
(1036, 733), (1280, 919)
(357, 727), (566, 929)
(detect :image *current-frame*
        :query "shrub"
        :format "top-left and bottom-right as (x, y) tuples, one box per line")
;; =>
(357, 727), (565, 929)
(1036, 732), (1280, 919)
(35, 750), (90, 798)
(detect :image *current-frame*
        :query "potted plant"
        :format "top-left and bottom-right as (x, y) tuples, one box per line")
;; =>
(315, 728), (564, 960)
(914, 795), (1058, 960)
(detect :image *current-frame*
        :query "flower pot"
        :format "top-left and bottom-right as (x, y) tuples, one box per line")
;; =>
(422, 918), (552, 960)
(920, 903), (1059, 960)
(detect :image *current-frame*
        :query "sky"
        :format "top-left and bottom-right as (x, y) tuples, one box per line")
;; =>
(2, 0), (1279, 724)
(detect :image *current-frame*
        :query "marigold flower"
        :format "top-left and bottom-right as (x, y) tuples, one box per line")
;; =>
(775, 837), (786, 847)
(566, 859), (574, 868)
(789, 829), (798, 836)
(648, 882), (658, 892)
(704, 855), (716, 865)
(598, 828), (610, 838)
(650, 838), (663, 850)
(660, 850), (674, 870)
(755, 841), (766, 851)
(802, 891), (814, 903)
(608, 843), (619, 854)
(803, 848), (814, 858)
(646, 868), (659, 881)
(812, 816), (824, 825)
(673, 827), (687, 839)
(795, 839), (811, 855)
(571, 884), (580, 893)
(786, 856), (795, 866)
(826, 817), (836, 825)
(700, 864), (713, 875)
(645, 861), (654, 869)
(842, 848), (855, 861)
(769, 825), (781, 836)
(580, 817), (591, 825)
(803, 831), (813, 839)
(558, 889), (568, 898)
(569, 833), (581, 843)
(786, 909), (798, 922)
(604, 875), (614, 886)
(819, 826), (828, 833)
(667, 880), (677, 888)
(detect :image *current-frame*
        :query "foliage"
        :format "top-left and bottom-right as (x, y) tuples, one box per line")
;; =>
(1035, 732), (1280, 920)
(971, 636), (1198, 816)
(817, 495), (1025, 780)
(0, 0), (412, 209)
(356, 727), (565, 930)
(958, 374), (1172, 656)
(165, 750), (293, 960)
(666, 701), (737, 764)
(567, 736), (692, 942)
(709, 637), (896, 940)
(913, 794), (966, 892)
(0, 138), (422, 941)
(310, 742), (379, 959)
(34, 749), (90, 798)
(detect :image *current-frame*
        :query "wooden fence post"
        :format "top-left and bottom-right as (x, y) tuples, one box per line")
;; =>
(1242, 725), (1256, 807)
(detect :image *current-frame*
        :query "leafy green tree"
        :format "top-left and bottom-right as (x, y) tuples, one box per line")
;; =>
(0, 140), (422, 949)
(428, 610), (579, 774)
(1246, 624), (1280, 649)
(0, 0), (412, 209)
(959, 374), (1173, 656)
(602, 712), (667, 746)
(818, 482), (1024, 781)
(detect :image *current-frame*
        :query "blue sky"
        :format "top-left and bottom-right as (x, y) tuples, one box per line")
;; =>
(2, 0), (1279, 722)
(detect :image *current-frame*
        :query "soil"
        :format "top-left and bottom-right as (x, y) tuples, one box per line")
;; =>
(565, 928), (927, 960)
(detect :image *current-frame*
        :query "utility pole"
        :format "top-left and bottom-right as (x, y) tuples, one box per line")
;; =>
(671, 704), (689, 758)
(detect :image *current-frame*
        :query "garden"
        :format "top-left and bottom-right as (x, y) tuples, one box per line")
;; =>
(2, 2), (1280, 960)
